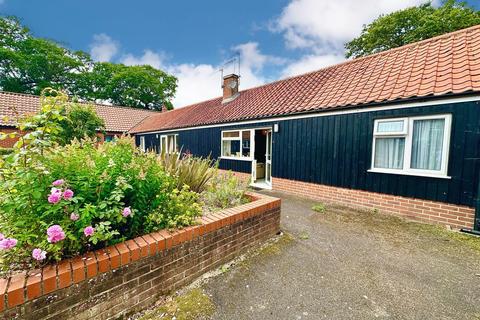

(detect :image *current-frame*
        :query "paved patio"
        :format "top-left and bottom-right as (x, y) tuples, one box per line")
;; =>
(202, 191), (480, 320)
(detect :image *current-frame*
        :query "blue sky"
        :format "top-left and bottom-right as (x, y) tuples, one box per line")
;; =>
(1, 0), (479, 107)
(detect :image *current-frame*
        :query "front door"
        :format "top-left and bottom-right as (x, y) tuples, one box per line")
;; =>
(265, 129), (272, 186)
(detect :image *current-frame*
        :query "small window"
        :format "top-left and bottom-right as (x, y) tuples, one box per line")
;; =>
(160, 134), (179, 154)
(140, 136), (146, 152)
(375, 119), (407, 134)
(104, 135), (116, 143)
(371, 114), (451, 178)
(221, 129), (252, 160)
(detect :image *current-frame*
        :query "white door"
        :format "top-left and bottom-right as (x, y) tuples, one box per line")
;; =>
(265, 130), (272, 186)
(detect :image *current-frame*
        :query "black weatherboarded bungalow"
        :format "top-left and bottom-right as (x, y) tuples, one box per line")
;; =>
(131, 26), (480, 232)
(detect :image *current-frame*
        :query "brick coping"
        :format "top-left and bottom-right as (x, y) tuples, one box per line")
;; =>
(0, 192), (281, 311)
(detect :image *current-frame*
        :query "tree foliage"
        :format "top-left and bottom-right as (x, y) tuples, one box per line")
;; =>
(75, 62), (176, 110)
(58, 103), (105, 145)
(345, 0), (480, 58)
(0, 16), (177, 110)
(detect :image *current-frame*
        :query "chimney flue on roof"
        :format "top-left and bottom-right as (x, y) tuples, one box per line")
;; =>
(222, 74), (240, 103)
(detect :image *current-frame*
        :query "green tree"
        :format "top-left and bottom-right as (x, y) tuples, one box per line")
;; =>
(75, 62), (177, 110)
(345, 0), (480, 58)
(59, 103), (105, 145)
(0, 17), (90, 94)
(0, 16), (177, 110)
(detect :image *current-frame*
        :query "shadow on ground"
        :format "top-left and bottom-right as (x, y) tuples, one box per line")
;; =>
(135, 191), (480, 320)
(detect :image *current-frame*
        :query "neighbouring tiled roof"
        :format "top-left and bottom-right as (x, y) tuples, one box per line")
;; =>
(0, 91), (160, 132)
(131, 25), (480, 134)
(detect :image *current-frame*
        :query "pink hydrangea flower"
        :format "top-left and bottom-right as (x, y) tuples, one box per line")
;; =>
(70, 213), (79, 221)
(0, 238), (17, 250)
(52, 179), (65, 186)
(32, 248), (47, 261)
(63, 189), (74, 200)
(122, 207), (132, 217)
(47, 225), (66, 243)
(48, 188), (62, 204)
(84, 226), (94, 237)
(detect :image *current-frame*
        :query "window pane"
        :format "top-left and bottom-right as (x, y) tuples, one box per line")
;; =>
(168, 135), (175, 153)
(223, 131), (240, 138)
(377, 120), (404, 133)
(161, 137), (167, 152)
(242, 131), (251, 157)
(222, 140), (241, 157)
(411, 119), (445, 171)
(374, 138), (405, 169)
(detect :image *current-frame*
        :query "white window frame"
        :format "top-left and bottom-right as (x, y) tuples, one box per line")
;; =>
(369, 114), (452, 179)
(220, 129), (254, 161)
(160, 134), (179, 154)
(139, 136), (146, 152)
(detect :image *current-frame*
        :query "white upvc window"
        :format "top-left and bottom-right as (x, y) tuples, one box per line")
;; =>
(370, 114), (452, 178)
(139, 136), (146, 152)
(160, 134), (179, 154)
(221, 129), (252, 160)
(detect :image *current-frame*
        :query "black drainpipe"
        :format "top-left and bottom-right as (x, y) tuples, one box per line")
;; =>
(461, 171), (480, 236)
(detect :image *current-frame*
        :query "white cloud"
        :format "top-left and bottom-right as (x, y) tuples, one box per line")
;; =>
(121, 50), (166, 69)
(232, 42), (286, 70)
(114, 41), (279, 108)
(168, 63), (221, 107)
(90, 33), (119, 62)
(281, 53), (345, 78)
(275, 0), (429, 50)
(172, 42), (280, 107)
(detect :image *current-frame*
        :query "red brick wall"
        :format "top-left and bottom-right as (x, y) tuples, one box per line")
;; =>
(0, 127), (126, 147)
(0, 193), (281, 319)
(219, 169), (474, 229)
(0, 127), (21, 148)
(272, 177), (474, 229)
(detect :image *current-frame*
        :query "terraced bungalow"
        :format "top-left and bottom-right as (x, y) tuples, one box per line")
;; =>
(0, 91), (159, 148)
(131, 26), (480, 232)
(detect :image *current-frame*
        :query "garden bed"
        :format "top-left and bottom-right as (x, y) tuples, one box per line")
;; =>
(0, 91), (278, 319)
(0, 192), (281, 319)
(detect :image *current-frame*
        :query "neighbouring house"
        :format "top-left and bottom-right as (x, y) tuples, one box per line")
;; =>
(131, 25), (480, 231)
(0, 91), (160, 148)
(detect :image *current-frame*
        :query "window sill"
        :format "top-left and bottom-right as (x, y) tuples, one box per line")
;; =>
(219, 156), (253, 162)
(368, 169), (451, 179)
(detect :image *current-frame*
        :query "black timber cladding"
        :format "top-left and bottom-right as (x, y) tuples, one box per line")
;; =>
(135, 100), (480, 207)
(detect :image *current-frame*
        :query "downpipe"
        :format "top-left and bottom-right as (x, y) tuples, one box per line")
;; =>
(460, 171), (480, 236)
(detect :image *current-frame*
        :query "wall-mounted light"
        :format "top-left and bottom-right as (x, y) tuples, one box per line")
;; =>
(273, 123), (279, 133)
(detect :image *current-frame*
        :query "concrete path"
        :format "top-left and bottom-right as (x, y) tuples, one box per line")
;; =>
(203, 191), (480, 320)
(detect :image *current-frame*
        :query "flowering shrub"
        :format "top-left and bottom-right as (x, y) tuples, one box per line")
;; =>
(202, 172), (249, 213)
(0, 89), (204, 272)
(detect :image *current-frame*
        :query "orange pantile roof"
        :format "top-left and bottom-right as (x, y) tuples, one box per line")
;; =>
(0, 91), (159, 132)
(131, 25), (480, 134)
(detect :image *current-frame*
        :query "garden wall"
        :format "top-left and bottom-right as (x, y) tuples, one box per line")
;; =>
(0, 192), (281, 320)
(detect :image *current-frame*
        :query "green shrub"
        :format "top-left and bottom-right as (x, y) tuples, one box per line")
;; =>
(0, 148), (12, 155)
(0, 89), (202, 271)
(202, 172), (249, 212)
(58, 102), (105, 145)
(159, 152), (217, 193)
(145, 185), (202, 231)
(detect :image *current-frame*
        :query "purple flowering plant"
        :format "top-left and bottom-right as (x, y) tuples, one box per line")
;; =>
(0, 90), (208, 273)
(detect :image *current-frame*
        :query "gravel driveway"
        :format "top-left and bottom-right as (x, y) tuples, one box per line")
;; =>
(202, 191), (480, 320)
